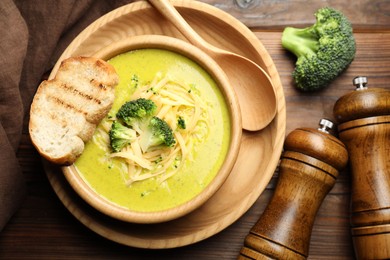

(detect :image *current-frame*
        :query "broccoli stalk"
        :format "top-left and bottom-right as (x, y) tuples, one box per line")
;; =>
(282, 27), (319, 58)
(282, 7), (356, 91)
(139, 116), (176, 152)
(109, 121), (137, 152)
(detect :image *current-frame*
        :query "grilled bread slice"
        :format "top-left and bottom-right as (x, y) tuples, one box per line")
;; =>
(29, 56), (119, 165)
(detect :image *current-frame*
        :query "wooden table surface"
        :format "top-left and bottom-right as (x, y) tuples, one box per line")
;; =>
(1, 0), (390, 259)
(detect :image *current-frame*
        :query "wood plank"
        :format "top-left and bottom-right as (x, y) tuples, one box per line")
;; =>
(2, 7), (390, 259)
(254, 31), (390, 135)
(200, 0), (390, 30)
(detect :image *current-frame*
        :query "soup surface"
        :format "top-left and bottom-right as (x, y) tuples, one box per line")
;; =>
(74, 49), (231, 212)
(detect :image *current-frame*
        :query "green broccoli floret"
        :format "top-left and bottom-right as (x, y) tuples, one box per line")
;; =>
(116, 98), (157, 132)
(139, 116), (176, 152)
(281, 7), (356, 91)
(109, 121), (137, 152)
(113, 98), (176, 153)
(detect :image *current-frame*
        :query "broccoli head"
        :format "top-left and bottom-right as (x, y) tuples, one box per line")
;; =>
(116, 98), (157, 132)
(282, 7), (356, 91)
(109, 121), (137, 152)
(112, 98), (175, 152)
(139, 116), (176, 152)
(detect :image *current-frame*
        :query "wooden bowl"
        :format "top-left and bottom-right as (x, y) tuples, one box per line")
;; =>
(62, 34), (242, 224)
(45, 0), (285, 248)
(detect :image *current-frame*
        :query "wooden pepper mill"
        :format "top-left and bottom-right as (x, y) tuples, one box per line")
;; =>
(239, 119), (348, 259)
(333, 76), (390, 259)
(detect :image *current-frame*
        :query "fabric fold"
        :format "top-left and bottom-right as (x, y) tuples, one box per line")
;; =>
(1, 0), (134, 232)
(0, 0), (28, 231)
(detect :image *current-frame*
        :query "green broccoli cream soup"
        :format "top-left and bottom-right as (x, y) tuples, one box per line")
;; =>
(74, 48), (231, 212)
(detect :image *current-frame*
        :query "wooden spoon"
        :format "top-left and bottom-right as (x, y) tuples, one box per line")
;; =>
(148, 0), (277, 131)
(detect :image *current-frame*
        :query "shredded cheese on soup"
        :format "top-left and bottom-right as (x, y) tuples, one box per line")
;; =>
(93, 74), (210, 185)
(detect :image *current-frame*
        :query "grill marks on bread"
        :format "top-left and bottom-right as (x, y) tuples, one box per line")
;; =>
(49, 91), (87, 117)
(60, 82), (102, 105)
(47, 83), (102, 120)
(29, 56), (119, 165)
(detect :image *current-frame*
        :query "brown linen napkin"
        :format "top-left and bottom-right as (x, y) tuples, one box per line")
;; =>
(0, 0), (28, 231)
(0, 0), (133, 231)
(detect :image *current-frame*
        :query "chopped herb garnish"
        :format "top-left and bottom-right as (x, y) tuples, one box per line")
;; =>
(177, 116), (186, 129)
(130, 74), (139, 89)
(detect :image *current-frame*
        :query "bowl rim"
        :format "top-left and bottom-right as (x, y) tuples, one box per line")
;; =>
(62, 34), (242, 224)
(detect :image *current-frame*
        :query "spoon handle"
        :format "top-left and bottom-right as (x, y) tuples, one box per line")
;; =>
(148, 0), (210, 50)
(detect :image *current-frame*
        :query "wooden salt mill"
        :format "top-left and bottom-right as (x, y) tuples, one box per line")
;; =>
(239, 119), (348, 259)
(333, 76), (390, 259)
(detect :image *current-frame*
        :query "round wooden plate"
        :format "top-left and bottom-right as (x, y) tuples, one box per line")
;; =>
(45, 0), (286, 249)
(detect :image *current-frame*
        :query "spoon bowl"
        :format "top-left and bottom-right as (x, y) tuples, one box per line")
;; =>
(149, 0), (277, 131)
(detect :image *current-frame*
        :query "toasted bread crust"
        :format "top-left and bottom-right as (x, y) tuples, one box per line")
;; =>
(29, 56), (119, 165)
